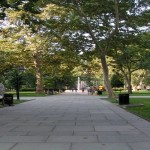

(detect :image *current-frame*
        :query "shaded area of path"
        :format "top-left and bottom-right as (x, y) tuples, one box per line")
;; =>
(0, 91), (150, 150)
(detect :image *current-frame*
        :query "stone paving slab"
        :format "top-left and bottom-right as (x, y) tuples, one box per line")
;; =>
(0, 136), (48, 143)
(128, 142), (150, 150)
(0, 126), (17, 132)
(75, 122), (111, 126)
(56, 122), (76, 126)
(0, 131), (28, 136)
(97, 134), (150, 143)
(139, 128), (150, 137)
(74, 131), (120, 136)
(0, 143), (16, 150)
(12, 125), (54, 132)
(0, 92), (149, 150)
(54, 126), (94, 132)
(95, 125), (136, 132)
(71, 143), (131, 150)
(46, 135), (98, 143)
(28, 131), (73, 136)
(3, 122), (41, 126)
(118, 130), (143, 135)
(11, 143), (71, 150)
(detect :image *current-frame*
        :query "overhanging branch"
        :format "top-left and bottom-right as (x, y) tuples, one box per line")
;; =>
(73, 0), (102, 51)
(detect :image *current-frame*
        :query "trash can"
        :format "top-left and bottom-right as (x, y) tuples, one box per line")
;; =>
(97, 90), (102, 95)
(3, 94), (13, 106)
(118, 93), (129, 105)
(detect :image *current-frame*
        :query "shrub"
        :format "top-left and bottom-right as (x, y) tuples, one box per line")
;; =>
(20, 88), (36, 92)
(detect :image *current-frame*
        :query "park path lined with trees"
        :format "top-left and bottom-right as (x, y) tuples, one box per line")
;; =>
(0, 92), (150, 149)
(0, 0), (150, 98)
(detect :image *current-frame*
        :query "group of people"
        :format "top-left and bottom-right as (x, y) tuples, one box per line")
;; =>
(71, 88), (78, 92)
(87, 86), (97, 95)
(71, 85), (102, 95)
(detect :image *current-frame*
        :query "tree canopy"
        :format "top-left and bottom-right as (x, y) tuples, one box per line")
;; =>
(0, 0), (150, 96)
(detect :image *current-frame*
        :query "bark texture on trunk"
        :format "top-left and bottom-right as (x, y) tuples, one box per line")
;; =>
(35, 68), (43, 93)
(33, 53), (43, 93)
(74, 0), (119, 98)
(123, 72), (132, 94)
(100, 54), (115, 98)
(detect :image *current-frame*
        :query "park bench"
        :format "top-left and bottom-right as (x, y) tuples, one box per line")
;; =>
(44, 88), (54, 95)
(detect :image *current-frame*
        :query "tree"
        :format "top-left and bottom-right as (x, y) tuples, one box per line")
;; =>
(1, 0), (149, 97)
(143, 71), (150, 87)
(73, 56), (103, 87)
(22, 71), (36, 89)
(43, 0), (150, 97)
(111, 74), (124, 89)
(5, 69), (24, 100)
(1, 1), (75, 93)
(109, 32), (150, 93)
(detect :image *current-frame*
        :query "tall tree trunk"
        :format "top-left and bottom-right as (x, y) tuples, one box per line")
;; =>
(33, 53), (43, 93)
(122, 70), (132, 94)
(74, 0), (117, 98)
(100, 54), (115, 98)
(125, 72), (132, 94)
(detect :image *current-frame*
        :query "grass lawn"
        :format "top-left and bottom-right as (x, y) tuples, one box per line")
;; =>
(0, 99), (27, 108)
(100, 90), (150, 96)
(13, 99), (28, 104)
(0, 91), (46, 108)
(6, 91), (47, 97)
(108, 97), (150, 121)
(126, 98), (150, 121)
(129, 90), (150, 96)
(114, 90), (150, 96)
(102, 91), (150, 121)
(97, 90), (150, 97)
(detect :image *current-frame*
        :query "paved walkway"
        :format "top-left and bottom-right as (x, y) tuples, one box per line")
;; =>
(0, 91), (150, 150)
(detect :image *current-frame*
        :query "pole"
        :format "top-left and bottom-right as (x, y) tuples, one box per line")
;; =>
(77, 77), (80, 90)
(16, 73), (20, 100)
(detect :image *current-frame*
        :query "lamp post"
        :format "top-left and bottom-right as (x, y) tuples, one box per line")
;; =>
(16, 66), (25, 100)
(16, 72), (19, 100)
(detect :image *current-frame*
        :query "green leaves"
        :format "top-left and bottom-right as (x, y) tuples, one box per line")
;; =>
(111, 73), (124, 88)
(23, 1), (41, 14)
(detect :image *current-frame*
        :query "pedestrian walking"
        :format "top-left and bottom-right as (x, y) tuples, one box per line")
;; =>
(87, 86), (91, 95)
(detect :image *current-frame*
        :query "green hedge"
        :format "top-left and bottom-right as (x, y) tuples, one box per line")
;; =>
(20, 88), (36, 92)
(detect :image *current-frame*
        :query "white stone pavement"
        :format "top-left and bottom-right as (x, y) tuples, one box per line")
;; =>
(0, 90), (150, 150)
